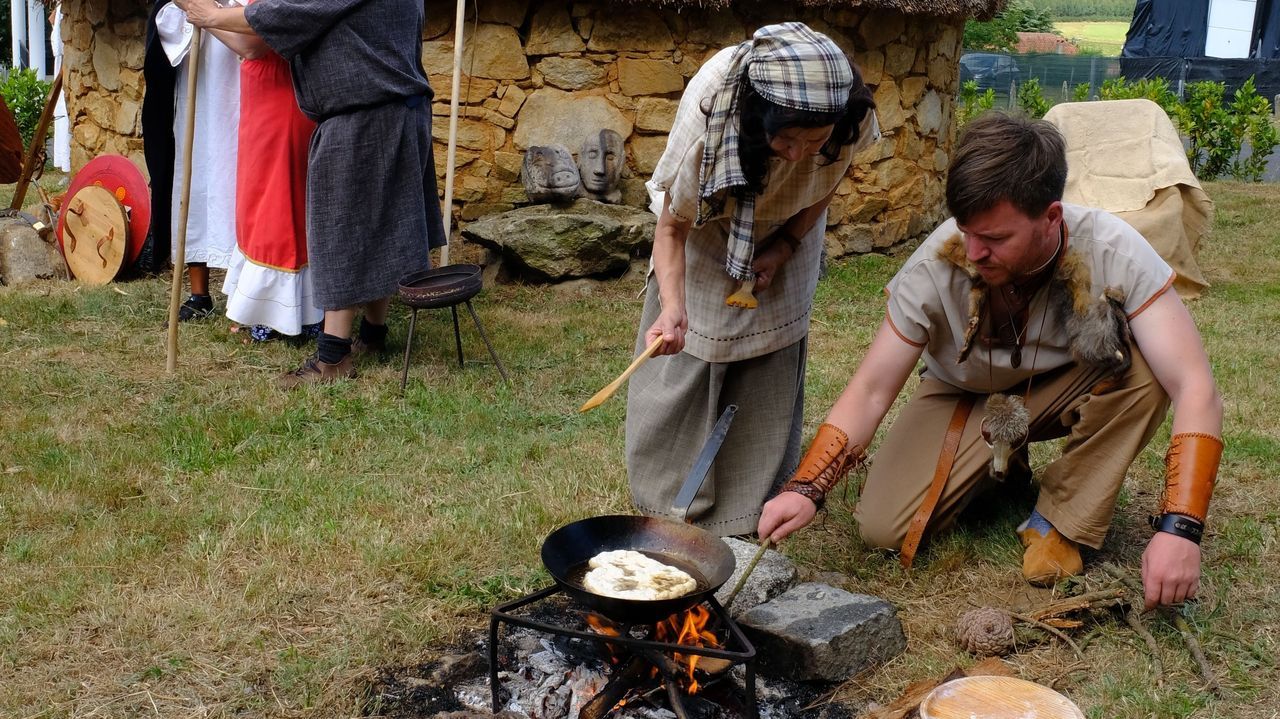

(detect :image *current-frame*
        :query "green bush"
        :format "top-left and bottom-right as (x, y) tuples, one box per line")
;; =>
(1071, 82), (1092, 102)
(0, 67), (52, 148)
(1016, 77), (1052, 118)
(1225, 77), (1279, 182)
(1098, 76), (1178, 115)
(964, 0), (1056, 51)
(958, 79), (998, 127)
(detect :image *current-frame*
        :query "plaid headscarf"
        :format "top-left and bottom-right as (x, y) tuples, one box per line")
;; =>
(698, 22), (854, 280)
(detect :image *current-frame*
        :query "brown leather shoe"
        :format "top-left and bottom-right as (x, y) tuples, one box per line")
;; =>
(277, 353), (357, 390)
(1018, 527), (1084, 587)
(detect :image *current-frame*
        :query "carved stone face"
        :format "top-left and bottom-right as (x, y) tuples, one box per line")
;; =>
(521, 145), (581, 203)
(578, 129), (624, 199)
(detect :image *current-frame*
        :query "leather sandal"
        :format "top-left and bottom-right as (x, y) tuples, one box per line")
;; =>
(1018, 526), (1083, 587)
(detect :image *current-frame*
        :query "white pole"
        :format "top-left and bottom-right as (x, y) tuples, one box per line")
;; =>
(439, 0), (466, 267)
(25, 0), (46, 77)
(10, 0), (27, 68)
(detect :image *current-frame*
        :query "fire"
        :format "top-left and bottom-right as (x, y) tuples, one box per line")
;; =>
(585, 613), (624, 664)
(655, 604), (721, 694)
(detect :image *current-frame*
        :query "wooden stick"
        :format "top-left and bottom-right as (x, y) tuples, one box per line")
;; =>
(1006, 609), (1085, 661)
(1122, 606), (1164, 685)
(1171, 610), (1222, 696)
(1028, 587), (1127, 622)
(722, 537), (773, 610)
(438, 0), (466, 267)
(166, 28), (202, 373)
(9, 72), (63, 211)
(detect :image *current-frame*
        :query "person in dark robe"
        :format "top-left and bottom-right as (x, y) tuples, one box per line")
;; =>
(174, 0), (448, 387)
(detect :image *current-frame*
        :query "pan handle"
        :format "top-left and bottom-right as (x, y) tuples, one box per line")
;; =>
(672, 404), (737, 523)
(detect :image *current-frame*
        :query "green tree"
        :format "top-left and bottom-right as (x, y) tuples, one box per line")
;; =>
(965, 0), (1058, 51)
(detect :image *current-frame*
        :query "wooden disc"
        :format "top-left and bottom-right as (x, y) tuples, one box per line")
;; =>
(61, 185), (128, 286)
(920, 676), (1085, 719)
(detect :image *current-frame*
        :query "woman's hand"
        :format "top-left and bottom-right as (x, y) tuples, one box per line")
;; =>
(174, 0), (223, 28)
(645, 304), (688, 356)
(751, 238), (796, 292)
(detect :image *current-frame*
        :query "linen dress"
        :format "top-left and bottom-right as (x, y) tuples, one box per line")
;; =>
(221, 47), (323, 336)
(244, 0), (446, 310)
(155, 3), (239, 270)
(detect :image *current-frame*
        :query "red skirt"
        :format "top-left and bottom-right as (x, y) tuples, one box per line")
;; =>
(236, 51), (314, 271)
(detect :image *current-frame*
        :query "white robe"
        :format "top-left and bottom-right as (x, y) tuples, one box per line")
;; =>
(156, 3), (239, 269)
(51, 10), (70, 172)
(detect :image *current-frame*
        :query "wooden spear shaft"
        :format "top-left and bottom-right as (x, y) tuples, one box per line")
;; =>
(438, 0), (466, 266)
(166, 28), (202, 372)
(9, 72), (63, 211)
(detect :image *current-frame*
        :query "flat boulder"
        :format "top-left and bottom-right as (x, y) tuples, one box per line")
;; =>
(0, 217), (68, 285)
(462, 199), (655, 282)
(715, 537), (798, 616)
(738, 583), (906, 682)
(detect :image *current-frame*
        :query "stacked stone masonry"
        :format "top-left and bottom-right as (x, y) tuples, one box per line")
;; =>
(60, 0), (963, 258)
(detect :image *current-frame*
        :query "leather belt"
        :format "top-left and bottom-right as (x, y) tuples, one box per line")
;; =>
(900, 394), (976, 568)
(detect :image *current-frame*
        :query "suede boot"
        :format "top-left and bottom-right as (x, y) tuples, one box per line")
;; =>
(1018, 526), (1083, 587)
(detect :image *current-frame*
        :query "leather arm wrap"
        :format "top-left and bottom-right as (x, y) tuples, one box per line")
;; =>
(781, 423), (866, 507)
(1159, 432), (1223, 524)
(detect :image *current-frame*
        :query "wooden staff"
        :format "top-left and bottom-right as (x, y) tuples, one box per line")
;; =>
(166, 28), (202, 372)
(9, 72), (64, 211)
(438, 0), (466, 266)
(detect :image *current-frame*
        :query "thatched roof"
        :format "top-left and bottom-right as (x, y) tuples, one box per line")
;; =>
(631, 0), (1007, 20)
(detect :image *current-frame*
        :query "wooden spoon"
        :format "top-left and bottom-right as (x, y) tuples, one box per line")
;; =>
(579, 336), (664, 412)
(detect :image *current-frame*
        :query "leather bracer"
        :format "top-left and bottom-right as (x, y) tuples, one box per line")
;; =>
(782, 423), (865, 507)
(1159, 432), (1223, 524)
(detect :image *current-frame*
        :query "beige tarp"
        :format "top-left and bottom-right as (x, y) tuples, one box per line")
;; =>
(1044, 98), (1213, 298)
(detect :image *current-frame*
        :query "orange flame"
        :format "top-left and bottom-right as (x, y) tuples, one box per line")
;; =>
(586, 613), (624, 665)
(654, 605), (721, 694)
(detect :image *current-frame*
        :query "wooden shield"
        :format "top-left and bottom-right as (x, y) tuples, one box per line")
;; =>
(56, 154), (151, 267)
(61, 185), (128, 286)
(920, 676), (1085, 719)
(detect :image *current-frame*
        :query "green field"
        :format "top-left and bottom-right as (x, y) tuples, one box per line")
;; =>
(1056, 20), (1130, 55)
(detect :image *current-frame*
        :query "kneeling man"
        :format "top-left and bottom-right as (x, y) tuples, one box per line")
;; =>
(759, 112), (1223, 610)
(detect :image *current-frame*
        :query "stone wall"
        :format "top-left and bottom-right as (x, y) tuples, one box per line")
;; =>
(423, 0), (964, 257)
(60, 0), (148, 172)
(57, 0), (964, 257)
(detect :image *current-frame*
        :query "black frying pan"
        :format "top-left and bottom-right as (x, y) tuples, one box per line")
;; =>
(540, 407), (738, 625)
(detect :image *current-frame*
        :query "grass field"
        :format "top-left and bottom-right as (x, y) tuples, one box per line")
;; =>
(2, 183), (1278, 717)
(1056, 21), (1130, 55)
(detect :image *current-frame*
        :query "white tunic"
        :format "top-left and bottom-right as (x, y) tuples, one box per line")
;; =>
(156, 3), (239, 269)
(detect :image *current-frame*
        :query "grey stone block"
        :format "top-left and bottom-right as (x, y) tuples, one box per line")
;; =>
(0, 218), (68, 286)
(737, 583), (906, 682)
(714, 536), (798, 616)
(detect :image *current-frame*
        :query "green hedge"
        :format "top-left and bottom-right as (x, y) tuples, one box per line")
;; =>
(0, 67), (52, 148)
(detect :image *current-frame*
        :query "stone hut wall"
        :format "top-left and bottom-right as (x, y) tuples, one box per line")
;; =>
(59, 0), (148, 172)
(55, 0), (963, 258)
(424, 0), (964, 257)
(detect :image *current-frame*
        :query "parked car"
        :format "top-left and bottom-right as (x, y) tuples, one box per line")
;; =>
(960, 53), (1022, 93)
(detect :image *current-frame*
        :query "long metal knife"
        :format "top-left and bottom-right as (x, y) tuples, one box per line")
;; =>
(672, 404), (737, 523)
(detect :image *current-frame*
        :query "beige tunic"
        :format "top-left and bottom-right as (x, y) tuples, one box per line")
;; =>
(885, 202), (1175, 393)
(646, 46), (878, 363)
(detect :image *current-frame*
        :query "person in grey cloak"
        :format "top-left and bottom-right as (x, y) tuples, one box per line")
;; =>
(175, 0), (447, 387)
(626, 23), (878, 536)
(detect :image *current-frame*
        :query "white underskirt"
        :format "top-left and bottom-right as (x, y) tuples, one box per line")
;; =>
(221, 245), (324, 336)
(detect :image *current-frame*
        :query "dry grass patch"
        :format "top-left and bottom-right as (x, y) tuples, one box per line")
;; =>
(1, 183), (1277, 717)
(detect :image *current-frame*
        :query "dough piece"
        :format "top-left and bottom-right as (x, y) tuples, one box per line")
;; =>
(582, 549), (698, 600)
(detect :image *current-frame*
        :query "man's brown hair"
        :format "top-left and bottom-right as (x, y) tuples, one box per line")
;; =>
(945, 111), (1067, 224)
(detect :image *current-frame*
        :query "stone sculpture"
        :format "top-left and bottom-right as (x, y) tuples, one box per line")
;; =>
(521, 144), (581, 203)
(577, 129), (624, 204)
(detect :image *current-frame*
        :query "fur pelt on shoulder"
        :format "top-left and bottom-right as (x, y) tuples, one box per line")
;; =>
(935, 233), (1132, 383)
